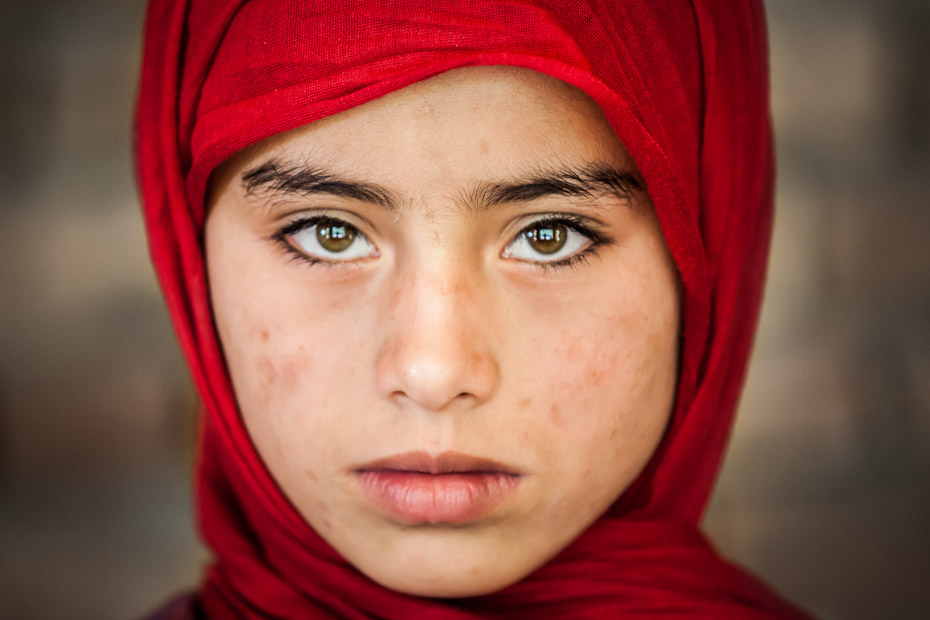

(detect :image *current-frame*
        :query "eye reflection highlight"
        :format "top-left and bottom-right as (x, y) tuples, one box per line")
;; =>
(524, 223), (567, 254)
(316, 220), (357, 252)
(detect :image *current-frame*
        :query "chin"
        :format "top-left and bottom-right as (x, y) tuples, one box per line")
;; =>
(372, 566), (524, 599)
(349, 539), (536, 598)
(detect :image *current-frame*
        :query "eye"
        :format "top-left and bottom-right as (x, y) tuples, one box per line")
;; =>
(278, 215), (377, 262)
(504, 216), (598, 264)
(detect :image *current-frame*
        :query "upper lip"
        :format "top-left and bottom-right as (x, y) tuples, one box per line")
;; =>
(354, 451), (521, 476)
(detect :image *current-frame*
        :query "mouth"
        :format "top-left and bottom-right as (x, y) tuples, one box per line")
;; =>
(353, 451), (522, 525)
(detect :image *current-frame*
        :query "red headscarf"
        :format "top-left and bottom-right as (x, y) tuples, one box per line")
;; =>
(136, 1), (810, 618)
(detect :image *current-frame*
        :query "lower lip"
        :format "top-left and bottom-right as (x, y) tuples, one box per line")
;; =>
(355, 470), (520, 524)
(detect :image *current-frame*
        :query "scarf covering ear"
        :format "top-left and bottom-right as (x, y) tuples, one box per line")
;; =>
(136, 1), (810, 618)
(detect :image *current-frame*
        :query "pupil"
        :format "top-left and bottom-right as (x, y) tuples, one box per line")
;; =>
(317, 220), (356, 252)
(527, 223), (566, 254)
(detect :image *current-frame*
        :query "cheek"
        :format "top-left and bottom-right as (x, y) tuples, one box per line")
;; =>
(523, 265), (678, 479)
(211, 275), (369, 477)
(237, 318), (359, 427)
(228, 317), (371, 513)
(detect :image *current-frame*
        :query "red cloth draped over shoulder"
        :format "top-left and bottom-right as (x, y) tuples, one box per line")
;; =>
(135, 1), (811, 618)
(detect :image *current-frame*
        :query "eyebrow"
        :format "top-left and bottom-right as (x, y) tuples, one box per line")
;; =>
(242, 161), (398, 210)
(470, 163), (641, 209)
(241, 159), (641, 212)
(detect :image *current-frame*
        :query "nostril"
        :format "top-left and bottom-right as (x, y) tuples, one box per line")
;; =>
(380, 364), (493, 412)
(373, 308), (500, 412)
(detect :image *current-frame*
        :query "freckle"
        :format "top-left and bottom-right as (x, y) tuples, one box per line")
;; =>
(260, 329), (269, 343)
(548, 402), (563, 425)
(257, 356), (275, 388)
(277, 353), (304, 391)
(518, 397), (531, 410)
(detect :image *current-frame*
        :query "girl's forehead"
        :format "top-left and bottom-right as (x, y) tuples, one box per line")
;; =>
(208, 67), (645, 225)
(222, 66), (637, 191)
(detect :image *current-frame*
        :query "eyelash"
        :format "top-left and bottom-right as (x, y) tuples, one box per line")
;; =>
(270, 213), (612, 271)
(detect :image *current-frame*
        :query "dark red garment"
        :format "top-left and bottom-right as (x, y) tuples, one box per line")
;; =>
(136, 1), (811, 618)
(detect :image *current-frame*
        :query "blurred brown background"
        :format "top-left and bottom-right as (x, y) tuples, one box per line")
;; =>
(1, 1), (928, 618)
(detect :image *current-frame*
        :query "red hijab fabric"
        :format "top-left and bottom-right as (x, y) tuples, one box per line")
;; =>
(136, 1), (810, 618)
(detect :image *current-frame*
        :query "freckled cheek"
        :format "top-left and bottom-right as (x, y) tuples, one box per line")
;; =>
(227, 302), (372, 457)
(524, 300), (674, 476)
(233, 318), (365, 520)
(512, 338), (620, 465)
(244, 334), (360, 415)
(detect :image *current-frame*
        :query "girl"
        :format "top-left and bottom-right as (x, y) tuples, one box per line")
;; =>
(136, 1), (811, 617)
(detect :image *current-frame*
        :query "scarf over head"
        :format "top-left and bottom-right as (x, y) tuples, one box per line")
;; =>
(135, 1), (810, 618)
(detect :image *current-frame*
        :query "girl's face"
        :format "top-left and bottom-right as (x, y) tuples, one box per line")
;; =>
(205, 66), (680, 597)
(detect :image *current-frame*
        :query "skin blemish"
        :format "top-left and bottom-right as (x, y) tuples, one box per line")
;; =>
(275, 349), (308, 393)
(257, 356), (276, 390)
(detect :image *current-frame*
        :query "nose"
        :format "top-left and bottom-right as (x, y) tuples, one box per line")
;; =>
(375, 260), (499, 413)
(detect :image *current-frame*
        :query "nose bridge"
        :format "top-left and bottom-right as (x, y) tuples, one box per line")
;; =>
(407, 251), (473, 327)
(376, 248), (498, 412)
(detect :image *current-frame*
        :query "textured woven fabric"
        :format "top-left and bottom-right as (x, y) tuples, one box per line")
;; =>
(135, 1), (811, 618)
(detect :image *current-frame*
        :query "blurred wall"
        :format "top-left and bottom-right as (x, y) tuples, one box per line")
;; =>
(0, 2), (202, 618)
(0, 1), (927, 618)
(705, 2), (930, 618)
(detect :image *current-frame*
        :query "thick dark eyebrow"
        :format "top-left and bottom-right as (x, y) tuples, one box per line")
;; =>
(470, 163), (642, 210)
(241, 159), (641, 212)
(241, 160), (398, 210)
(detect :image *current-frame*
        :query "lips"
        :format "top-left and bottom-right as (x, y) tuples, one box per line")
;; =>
(354, 451), (522, 524)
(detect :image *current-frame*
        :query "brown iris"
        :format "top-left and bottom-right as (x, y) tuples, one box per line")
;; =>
(316, 219), (357, 253)
(524, 222), (568, 255)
